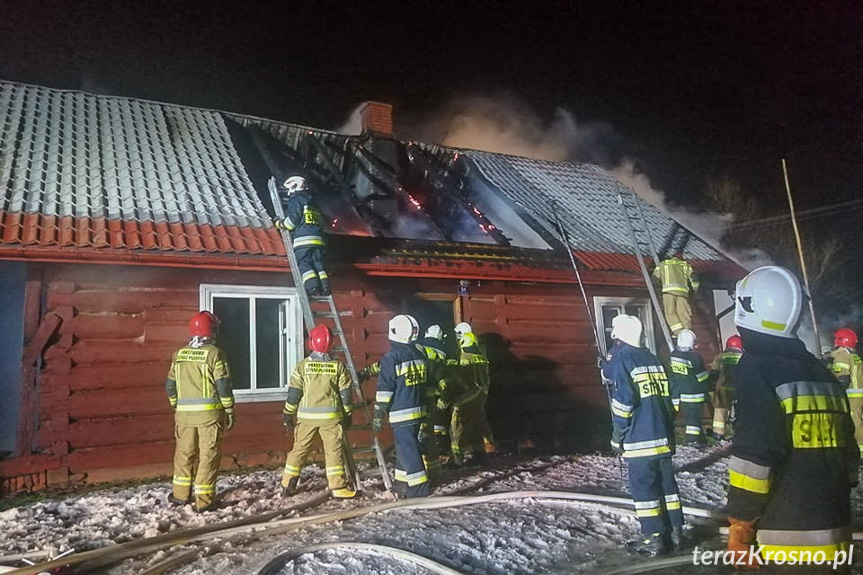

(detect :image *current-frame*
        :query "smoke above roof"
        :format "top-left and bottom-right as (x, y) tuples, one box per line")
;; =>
(400, 92), (770, 270)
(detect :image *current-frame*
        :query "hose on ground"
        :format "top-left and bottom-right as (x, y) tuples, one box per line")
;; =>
(256, 542), (466, 575)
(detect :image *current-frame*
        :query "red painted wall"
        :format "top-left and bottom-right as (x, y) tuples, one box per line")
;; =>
(0, 262), (720, 493)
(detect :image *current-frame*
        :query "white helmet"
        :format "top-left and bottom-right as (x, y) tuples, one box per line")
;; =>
(611, 314), (643, 347)
(734, 265), (803, 338)
(389, 314), (420, 344)
(425, 324), (444, 341)
(677, 329), (697, 351)
(282, 176), (308, 194)
(454, 322), (472, 338)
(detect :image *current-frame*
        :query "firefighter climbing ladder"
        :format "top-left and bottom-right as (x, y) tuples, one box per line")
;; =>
(615, 185), (675, 352)
(267, 177), (393, 492)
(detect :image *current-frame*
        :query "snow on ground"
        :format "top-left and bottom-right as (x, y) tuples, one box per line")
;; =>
(1, 444), (862, 574)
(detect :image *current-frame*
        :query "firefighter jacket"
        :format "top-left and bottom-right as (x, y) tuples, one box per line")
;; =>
(438, 360), (483, 408)
(283, 352), (352, 422)
(375, 341), (429, 427)
(669, 349), (710, 411)
(282, 189), (324, 250)
(166, 341), (234, 422)
(710, 349), (742, 392)
(603, 341), (676, 459)
(727, 329), (859, 554)
(828, 347), (863, 397)
(459, 345), (490, 394)
(652, 257), (699, 295)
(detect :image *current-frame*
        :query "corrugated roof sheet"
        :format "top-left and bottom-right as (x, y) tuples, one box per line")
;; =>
(466, 151), (725, 263)
(0, 82), (281, 255)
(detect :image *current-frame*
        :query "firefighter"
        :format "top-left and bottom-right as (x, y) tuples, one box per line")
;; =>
(166, 311), (235, 513)
(827, 328), (863, 451)
(281, 325), (356, 499)
(418, 325), (446, 477)
(652, 252), (699, 338)
(726, 266), (858, 563)
(448, 331), (491, 466)
(603, 314), (685, 557)
(708, 334), (743, 441)
(373, 314), (430, 498)
(455, 323), (496, 455)
(273, 175), (330, 296)
(668, 329), (710, 445)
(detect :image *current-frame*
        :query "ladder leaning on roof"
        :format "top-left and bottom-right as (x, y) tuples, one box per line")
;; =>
(615, 185), (675, 352)
(267, 177), (393, 492)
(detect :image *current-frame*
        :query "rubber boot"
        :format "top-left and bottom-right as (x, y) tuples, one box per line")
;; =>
(625, 532), (668, 557)
(670, 527), (689, 551)
(332, 487), (358, 498)
(281, 476), (299, 497)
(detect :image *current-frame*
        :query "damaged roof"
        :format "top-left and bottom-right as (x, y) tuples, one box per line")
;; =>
(0, 80), (740, 280)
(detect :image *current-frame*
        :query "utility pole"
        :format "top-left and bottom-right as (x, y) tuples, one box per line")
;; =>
(782, 159), (822, 351)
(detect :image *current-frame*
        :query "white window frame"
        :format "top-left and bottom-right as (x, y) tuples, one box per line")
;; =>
(593, 296), (657, 355)
(200, 284), (303, 403)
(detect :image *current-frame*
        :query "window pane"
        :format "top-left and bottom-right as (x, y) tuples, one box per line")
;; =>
(213, 297), (251, 390)
(625, 305), (644, 318)
(255, 298), (282, 389)
(601, 307), (620, 353)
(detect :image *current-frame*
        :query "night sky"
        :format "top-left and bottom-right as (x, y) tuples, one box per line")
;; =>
(1, 1), (859, 220)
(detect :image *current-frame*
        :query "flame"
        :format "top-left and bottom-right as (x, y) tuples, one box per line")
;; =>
(406, 194), (422, 210)
(331, 218), (339, 229)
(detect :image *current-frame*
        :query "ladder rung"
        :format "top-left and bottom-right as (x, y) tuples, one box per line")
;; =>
(347, 423), (373, 432)
(360, 468), (384, 477)
(351, 446), (377, 454)
(312, 310), (336, 318)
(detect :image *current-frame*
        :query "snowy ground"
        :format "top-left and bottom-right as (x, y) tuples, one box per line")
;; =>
(2, 443), (862, 574)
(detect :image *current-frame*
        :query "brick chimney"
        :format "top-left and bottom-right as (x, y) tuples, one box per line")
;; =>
(359, 101), (393, 136)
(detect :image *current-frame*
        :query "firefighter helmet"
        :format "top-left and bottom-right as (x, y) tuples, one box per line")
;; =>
(189, 311), (219, 338)
(734, 266), (803, 338)
(611, 314), (642, 347)
(454, 322), (472, 338)
(725, 334), (743, 351)
(389, 314), (419, 344)
(282, 176), (308, 194)
(677, 329), (697, 351)
(834, 328), (858, 349)
(308, 325), (332, 354)
(425, 324), (444, 341)
(459, 331), (478, 349)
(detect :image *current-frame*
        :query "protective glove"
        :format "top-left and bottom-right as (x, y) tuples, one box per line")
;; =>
(273, 217), (290, 230)
(283, 412), (295, 431)
(596, 355), (606, 370)
(342, 412), (353, 430)
(372, 404), (386, 432)
(417, 426), (426, 445)
(610, 426), (624, 455)
(727, 517), (759, 567)
(357, 368), (370, 383)
(225, 411), (235, 431)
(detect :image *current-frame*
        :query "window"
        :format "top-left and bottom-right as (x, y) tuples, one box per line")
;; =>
(593, 296), (657, 355)
(200, 284), (303, 403)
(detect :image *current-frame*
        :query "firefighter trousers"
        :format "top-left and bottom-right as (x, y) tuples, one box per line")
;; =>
(849, 396), (863, 450)
(420, 415), (441, 480)
(627, 456), (684, 535)
(295, 246), (329, 295)
(451, 394), (485, 461)
(434, 404), (453, 459)
(393, 422), (430, 498)
(282, 420), (350, 492)
(662, 293), (691, 336)
(477, 392), (496, 452)
(173, 415), (224, 510)
(680, 400), (705, 443)
(712, 385), (734, 437)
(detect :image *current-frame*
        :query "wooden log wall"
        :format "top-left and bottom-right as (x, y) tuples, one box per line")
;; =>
(0, 262), (721, 493)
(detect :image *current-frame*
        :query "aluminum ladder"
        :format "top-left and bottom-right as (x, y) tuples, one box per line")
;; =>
(268, 177), (393, 492)
(615, 185), (675, 352)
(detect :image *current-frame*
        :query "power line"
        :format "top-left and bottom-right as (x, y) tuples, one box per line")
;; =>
(728, 197), (863, 230)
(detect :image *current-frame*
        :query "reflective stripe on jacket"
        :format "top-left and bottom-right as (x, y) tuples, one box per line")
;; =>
(375, 342), (429, 426)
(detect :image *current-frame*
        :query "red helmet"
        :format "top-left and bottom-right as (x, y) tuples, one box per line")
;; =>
(189, 311), (219, 338)
(835, 328), (858, 349)
(309, 325), (332, 354)
(725, 334), (742, 351)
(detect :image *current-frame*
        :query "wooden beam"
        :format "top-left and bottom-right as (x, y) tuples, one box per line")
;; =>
(16, 312), (62, 456)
